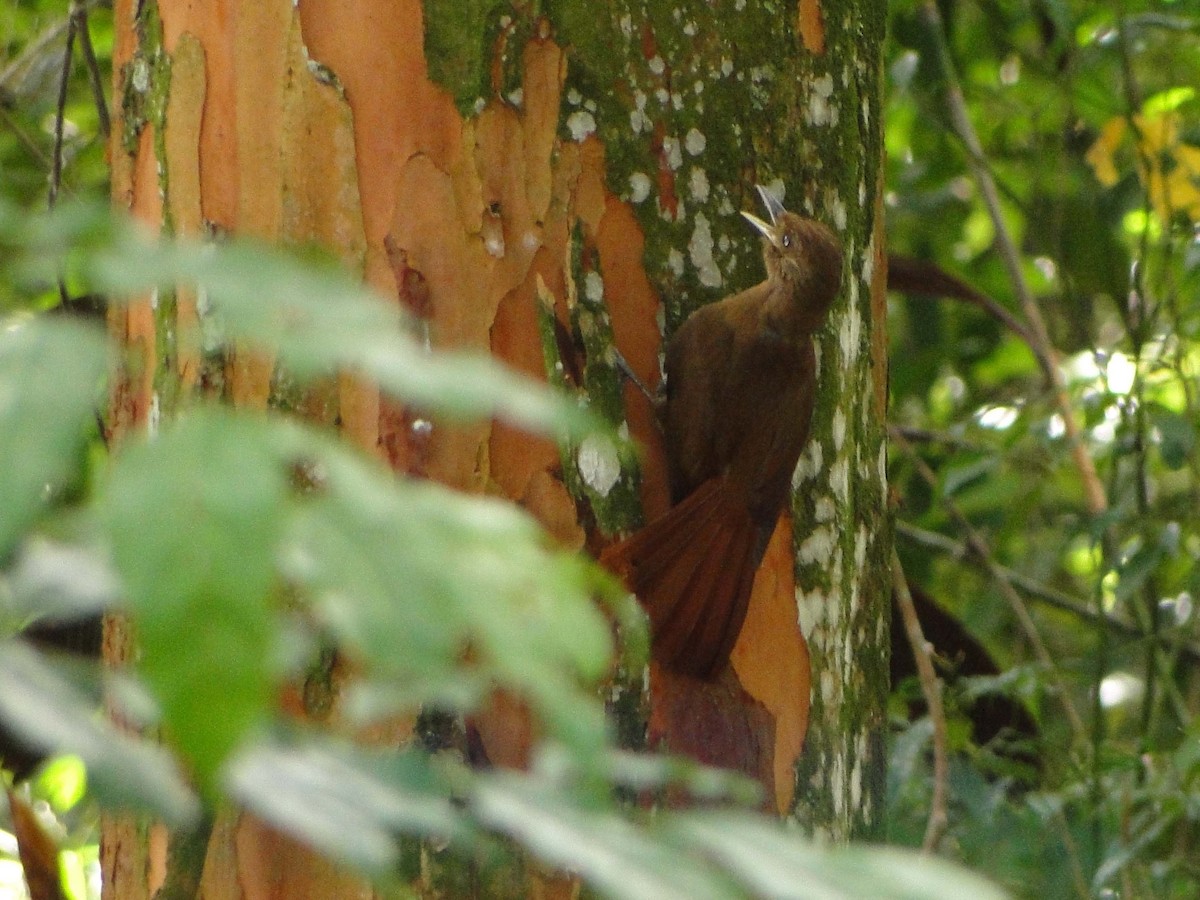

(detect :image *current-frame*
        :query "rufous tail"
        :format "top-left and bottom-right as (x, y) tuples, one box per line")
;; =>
(601, 478), (761, 679)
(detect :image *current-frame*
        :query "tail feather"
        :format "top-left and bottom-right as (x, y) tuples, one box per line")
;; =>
(602, 478), (762, 679)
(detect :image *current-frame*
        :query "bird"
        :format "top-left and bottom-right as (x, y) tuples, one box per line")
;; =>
(603, 185), (843, 679)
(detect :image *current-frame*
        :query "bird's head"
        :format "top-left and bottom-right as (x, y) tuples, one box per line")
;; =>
(742, 185), (843, 325)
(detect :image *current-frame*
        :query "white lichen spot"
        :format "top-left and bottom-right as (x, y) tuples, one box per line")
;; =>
(693, 79), (704, 95)
(814, 496), (836, 523)
(861, 235), (875, 286)
(662, 135), (683, 170)
(628, 172), (652, 203)
(672, 92), (684, 111)
(484, 228), (505, 258)
(584, 99), (597, 112)
(566, 87), (582, 105)
(858, 180), (867, 207)
(648, 55), (665, 75)
(655, 87), (670, 105)
(147, 392), (160, 437)
(688, 213), (722, 287)
(667, 248), (685, 277)
(584, 271), (604, 303)
(814, 73), (835, 98)
(877, 444), (888, 488)
(617, 420), (631, 441)
(685, 127), (707, 156)
(683, 21), (697, 36)
(735, 0), (746, 10)
(635, 90), (649, 111)
(832, 408), (847, 451)
(131, 57), (150, 93)
(796, 586), (823, 637)
(820, 670), (836, 707)
(850, 757), (863, 809)
(619, 14), (633, 37)
(764, 178), (787, 208)
(566, 110), (596, 141)
(720, 58), (734, 77)
(855, 524), (869, 572)
(807, 93), (830, 127)
(506, 87), (524, 107)
(798, 526), (835, 565)
(830, 195), (848, 231)
(473, 97), (487, 115)
(717, 234), (730, 252)
(841, 298), (862, 367)
(831, 753), (846, 817)
(792, 439), (823, 487)
(830, 455), (850, 504)
(149, 286), (160, 311)
(630, 107), (652, 134)
(577, 433), (621, 496)
(688, 167), (710, 202)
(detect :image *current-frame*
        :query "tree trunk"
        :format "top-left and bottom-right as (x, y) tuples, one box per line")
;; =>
(104, 0), (887, 895)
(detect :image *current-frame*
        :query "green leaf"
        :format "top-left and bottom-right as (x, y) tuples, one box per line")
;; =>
(470, 773), (739, 900)
(276, 425), (616, 752)
(0, 641), (197, 824)
(0, 319), (106, 558)
(226, 737), (473, 873)
(672, 814), (1010, 900)
(98, 408), (288, 789)
(1149, 404), (1196, 470)
(85, 232), (597, 438)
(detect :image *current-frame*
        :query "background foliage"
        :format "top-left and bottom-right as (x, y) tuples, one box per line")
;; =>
(885, 1), (1200, 898)
(2, 0), (1200, 898)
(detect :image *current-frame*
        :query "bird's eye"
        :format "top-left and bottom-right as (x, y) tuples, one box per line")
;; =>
(781, 233), (792, 248)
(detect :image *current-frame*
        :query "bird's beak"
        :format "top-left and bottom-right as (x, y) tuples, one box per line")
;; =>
(740, 209), (776, 243)
(754, 184), (787, 224)
(742, 184), (786, 245)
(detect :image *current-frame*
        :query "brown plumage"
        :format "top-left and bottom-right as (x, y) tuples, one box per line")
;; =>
(604, 186), (843, 679)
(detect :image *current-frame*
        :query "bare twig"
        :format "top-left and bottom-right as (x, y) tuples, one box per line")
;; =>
(0, 107), (51, 167)
(891, 426), (1088, 742)
(895, 522), (1200, 665)
(918, 0), (1107, 518)
(49, 12), (78, 307)
(49, 17), (77, 211)
(892, 548), (950, 853)
(888, 254), (1036, 347)
(74, 1), (110, 138)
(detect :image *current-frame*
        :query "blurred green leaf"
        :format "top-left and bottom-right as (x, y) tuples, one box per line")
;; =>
(98, 409), (286, 790)
(1149, 403), (1196, 470)
(0, 319), (106, 558)
(0, 641), (196, 824)
(226, 737), (474, 874)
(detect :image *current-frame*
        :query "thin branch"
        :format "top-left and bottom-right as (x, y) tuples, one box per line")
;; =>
(891, 426), (1088, 743)
(918, 0), (1107, 518)
(894, 522), (1200, 665)
(74, 2), (110, 138)
(892, 548), (950, 853)
(0, 107), (52, 167)
(888, 254), (1037, 347)
(50, 13), (79, 307)
(49, 15), (77, 211)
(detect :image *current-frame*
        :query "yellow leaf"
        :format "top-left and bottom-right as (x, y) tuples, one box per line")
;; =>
(1086, 117), (1126, 187)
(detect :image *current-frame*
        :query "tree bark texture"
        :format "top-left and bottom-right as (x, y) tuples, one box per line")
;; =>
(104, 0), (887, 895)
